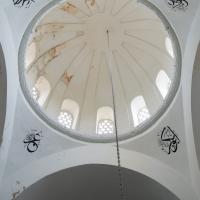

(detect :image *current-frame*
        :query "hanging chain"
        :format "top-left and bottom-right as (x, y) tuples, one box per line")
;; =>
(106, 30), (126, 200)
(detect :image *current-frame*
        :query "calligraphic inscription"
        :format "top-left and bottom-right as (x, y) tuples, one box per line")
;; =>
(158, 126), (180, 154)
(23, 129), (42, 153)
(13, 0), (35, 8)
(166, 0), (189, 10)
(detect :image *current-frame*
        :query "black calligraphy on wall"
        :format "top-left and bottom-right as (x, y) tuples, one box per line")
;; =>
(23, 129), (42, 153)
(158, 126), (180, 154)
(166, 0), (189, 10)
(13, 0), (36, 8)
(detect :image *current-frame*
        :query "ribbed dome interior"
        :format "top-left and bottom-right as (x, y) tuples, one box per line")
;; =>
(20, 0), (180, 142)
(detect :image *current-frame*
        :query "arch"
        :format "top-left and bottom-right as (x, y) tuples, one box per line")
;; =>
(32, 76), (51, 106)
(191, 42), (200, 169)
(15, 165), (180, 200)
(156, 70), (171, 98)
(131, 96), (150, 127)
(58, 99), (79, 129)
(0, 44), (7, 145)
(96, 107), (114, 134)
(0, 147), (197, 200)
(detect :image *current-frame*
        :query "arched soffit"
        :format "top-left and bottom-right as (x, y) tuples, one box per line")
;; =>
(16, 164), (180, 200)
(191, 42), (200, 169)
(2, 147), (196, 200)
(0, 44), (7, 145)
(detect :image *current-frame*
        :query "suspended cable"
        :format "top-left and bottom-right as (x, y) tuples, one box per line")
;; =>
(106, 30), (126, 200)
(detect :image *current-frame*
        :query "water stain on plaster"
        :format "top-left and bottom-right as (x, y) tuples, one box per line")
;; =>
(31, 42), (66, 68)
(29, 34), (83, 72)
(11, 181), (26, 200)
(33, 23), (65, 43)
(60, 3), (78, 14)
(36, 23), (65, 36)
(28, 17), (85, 71)
(12, 190), (20, 200)
(63, 71), (74, 86)
(48, 43), (66, 61)
(85, 0), (96, 6)
(28, 34), (67, 72)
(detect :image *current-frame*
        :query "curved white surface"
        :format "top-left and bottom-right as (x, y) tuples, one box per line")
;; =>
(19, 0), (181, 142)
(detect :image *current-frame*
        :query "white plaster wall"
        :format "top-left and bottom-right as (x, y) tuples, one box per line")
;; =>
(0, 6), (19, 184)
(181, 3), (200, 196)
(0, 0), (200, 200)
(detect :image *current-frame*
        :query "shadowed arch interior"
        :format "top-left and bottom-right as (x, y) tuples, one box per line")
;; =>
(16, 164), (180, 200)
(0, 44), (7, 145)
(191, 42), (200, 169)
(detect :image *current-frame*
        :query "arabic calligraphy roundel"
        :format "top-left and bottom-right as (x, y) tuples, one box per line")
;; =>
(158, 126), (180, 155)
(165, 0), (189, 11)
(23, 130), (42, 153)
(13, 0), (35, 8)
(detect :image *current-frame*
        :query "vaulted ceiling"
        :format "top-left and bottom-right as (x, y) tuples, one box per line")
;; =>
(21, 0), (179, 141)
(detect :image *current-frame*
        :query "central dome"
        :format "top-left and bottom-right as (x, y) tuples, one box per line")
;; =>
(19, 0), (181, 142)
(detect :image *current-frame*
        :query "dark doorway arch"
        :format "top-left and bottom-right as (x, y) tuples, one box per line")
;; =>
(16, 164), (179, 200)
(0, 44), (7, 145)
(191, 42), (200, 169)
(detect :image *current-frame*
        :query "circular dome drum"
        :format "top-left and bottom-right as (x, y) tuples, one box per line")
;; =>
(19, 0), (181, 142)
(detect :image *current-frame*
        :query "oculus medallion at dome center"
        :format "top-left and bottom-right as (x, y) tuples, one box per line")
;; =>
(19, 0), (181, 142)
